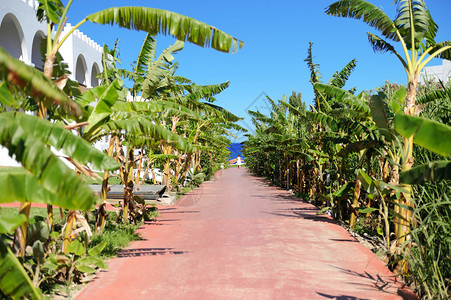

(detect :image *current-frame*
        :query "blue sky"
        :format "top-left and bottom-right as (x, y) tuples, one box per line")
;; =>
(68, 1), (451, 141)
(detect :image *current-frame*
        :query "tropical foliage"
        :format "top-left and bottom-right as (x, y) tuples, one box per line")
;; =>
(0, 0), (244, 298)
(244, 38), (451, 300)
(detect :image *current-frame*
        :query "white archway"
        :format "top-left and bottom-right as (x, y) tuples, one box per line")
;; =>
(31, 31), (45, 70)
(0, 13), (26, 60)
(91, 62), (100, 87)
(75, 54), (88, 85)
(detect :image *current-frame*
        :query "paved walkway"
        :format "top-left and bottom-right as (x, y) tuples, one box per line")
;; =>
(76, 168), (416, 300)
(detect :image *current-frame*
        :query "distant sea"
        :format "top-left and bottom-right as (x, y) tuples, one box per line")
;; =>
(228, 143), (245, 160)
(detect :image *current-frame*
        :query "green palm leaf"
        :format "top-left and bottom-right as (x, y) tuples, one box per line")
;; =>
(106, 118), (193, 152)
(83, 79), (122, 139)
(134, 33), (157, 76)
(315, 83), (369, 113)
(0, 48), (80, 117)
(2, 113), (120, 171)
(367, 32), (398, 54)
(326, 0), (398, 41)
(428, 41), (451, 60)
(113, 100), (199, 119)
(141, 40), (184, 99)
(370, 92), (394, 141)
(0, 173), (62, 206)
(394, 113), (451, 157)
(86, 7), (243, 54)
(389, 86), (407, 113)
(0, 240), (41, 300)
(399, 160), (451, 184)
(0, 112), (120, 210)
(394, 0), (437, 47)
(185, 82), (230, 103)
(328, 58), (357, 88)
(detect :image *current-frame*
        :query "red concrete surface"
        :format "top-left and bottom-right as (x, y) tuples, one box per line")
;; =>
(76, 168), (417, 300)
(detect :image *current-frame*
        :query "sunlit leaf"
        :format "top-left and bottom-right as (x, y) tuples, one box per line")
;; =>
(394, 113), (451, 157)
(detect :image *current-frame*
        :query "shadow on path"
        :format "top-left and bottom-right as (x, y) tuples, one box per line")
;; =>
(118, 248), (191, 258)
(316, 292), (371, 300)
(327, 265), (417, 300)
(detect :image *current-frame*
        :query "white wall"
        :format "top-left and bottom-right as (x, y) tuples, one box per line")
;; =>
(59, 23), (103, 88)
(419, 60), (451, 84)
(0, 0), (104, 166)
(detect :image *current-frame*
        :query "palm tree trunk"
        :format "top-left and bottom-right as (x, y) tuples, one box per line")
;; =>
(123, 147), (134, 223)
(13, 202), (31, 257)
(63, 210), (76, 253)
(96, 136), (115, 233)
(163, 145), (173, 187)
(349, 178), (362, 228)
(397, 79), (418, 245)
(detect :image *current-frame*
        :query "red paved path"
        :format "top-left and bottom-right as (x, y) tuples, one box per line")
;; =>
(76, 168), (416, 300)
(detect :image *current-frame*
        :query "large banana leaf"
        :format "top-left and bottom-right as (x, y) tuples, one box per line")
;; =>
(185, 82), (230, 103)
(314, 83), (369, 113)
(113, 100), (199, 119)
(370, 92), (394, 141)
(328, 58), (357, 88)
(394, 113), (451, 157)
(36, 0), (63, 24)
(0, 240), (41, 300)
(0, 215), (27, 234)
(1, 113), (120, 171)
(399, 160), (451, 185)
(134, 33), (157, 76)
(141, 40), (184, 99)
(105, 118), (193, 153)
(0, 215), (40, 299)
(0, 82), (15, 108)
(202, 103), (241, 123)
(305, 42), (322, 87)
(389, 86), (406, 114)
(0, 172), (65, 206)
(83, 79), (122, 139)
(367, 32), (399, 57)
(326, 0), (398, 41)
(86, 7), (243, 54)
(393, 0), (437, 47)
(0, 48), (80, 117)
(0, 112), (119, 210)
(429, 41), (451, 61)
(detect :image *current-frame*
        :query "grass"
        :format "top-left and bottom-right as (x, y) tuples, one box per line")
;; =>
(0, 206), (64, 224)
(80, 172), (122, 185)
(90, 212), (143, 258)
(0, 207), (143, 259)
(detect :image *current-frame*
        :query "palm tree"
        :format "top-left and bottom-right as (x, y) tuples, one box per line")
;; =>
(0, 49), (119, 300)
(326, 0), (451, 244)
(36, 0), (243, 118)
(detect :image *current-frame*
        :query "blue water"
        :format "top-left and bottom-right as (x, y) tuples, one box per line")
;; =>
(228, 143), (245, 160)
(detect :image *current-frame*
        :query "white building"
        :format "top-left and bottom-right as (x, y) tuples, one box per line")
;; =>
(419, 59), (451, 85)
(0, 0), (104, 166)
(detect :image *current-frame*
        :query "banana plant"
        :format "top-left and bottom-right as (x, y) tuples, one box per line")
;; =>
(0, 50), (119, 299)
(395, 113), (451, 184)
(305, 42), (358, 113)
(35, 0), (243, 118)
(326, 0), (451, 245)
(0, 215), (41, 300)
